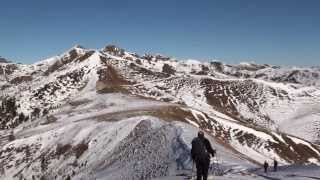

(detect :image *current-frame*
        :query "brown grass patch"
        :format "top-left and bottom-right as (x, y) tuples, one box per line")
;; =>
(73, 143), (88, 159)
(93, 105), (197, 123)
(96, 64), (130, 93)
(55, 143), (88, 159)
(56, 144), (72, 156)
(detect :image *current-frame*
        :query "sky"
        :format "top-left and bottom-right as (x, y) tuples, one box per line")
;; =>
(0, 0), (319, 66)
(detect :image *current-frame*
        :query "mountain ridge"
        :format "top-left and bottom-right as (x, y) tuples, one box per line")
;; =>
(0, 44), (320, 179)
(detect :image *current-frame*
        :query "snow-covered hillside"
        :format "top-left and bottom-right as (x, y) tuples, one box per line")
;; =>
(1, 45), (320, 179)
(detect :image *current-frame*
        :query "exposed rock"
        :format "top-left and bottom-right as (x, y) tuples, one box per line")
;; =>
(103, 45), (125, 57)
(162, 63), (175, 75)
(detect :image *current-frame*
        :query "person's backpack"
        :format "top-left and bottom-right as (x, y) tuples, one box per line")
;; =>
(191, 137), (208, 159)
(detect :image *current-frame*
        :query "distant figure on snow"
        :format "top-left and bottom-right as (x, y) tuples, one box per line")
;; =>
(273, 159), (278, 172)
(264, 161), (269, 173)
(191, 131), (216, 180)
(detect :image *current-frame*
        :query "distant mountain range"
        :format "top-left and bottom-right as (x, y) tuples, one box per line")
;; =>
(0, 45), (320, 179)
(0, 56), (10, 63)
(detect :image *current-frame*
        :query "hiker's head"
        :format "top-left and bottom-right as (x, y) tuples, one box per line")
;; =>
(198, 131), (204, 138)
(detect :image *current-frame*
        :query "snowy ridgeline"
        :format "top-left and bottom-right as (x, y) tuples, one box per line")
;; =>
(0, 92), (253, 180)
(0, 115), (250, 180)
(3, 104), (319, 180)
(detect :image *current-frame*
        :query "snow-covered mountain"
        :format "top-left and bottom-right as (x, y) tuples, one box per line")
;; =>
(1, 45), (320, 179)
(0, 57), (10, 63)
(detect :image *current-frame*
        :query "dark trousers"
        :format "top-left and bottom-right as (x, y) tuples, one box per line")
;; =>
(195, 156), (210, 180)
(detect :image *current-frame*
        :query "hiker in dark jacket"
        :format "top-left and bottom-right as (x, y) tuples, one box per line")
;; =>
(191, 131), (216, 180)
(273, 159), (278, 172)
(264, 161), (269, 173)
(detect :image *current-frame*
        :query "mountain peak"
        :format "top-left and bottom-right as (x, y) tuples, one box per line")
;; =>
(62, 44), (90, 58)
(102, 44), (125, 56)
(72, 44), (85, 49)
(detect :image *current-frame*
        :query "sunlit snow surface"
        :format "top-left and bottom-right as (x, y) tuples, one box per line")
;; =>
(0, 93), (254, 179)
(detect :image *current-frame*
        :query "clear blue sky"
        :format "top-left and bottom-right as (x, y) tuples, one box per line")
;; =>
(1, 0), (319, 66)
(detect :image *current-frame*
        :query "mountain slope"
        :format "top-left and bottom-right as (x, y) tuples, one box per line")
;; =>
(1, 45), (320, 179)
